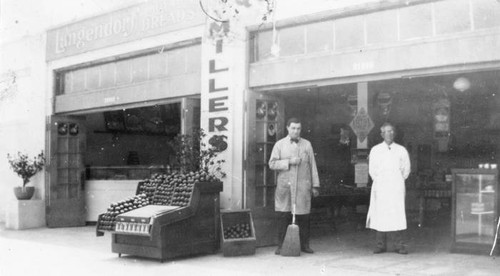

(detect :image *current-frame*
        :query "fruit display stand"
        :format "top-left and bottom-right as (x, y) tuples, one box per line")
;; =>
(220, 210), (256, 257)
(96, 172), (223, 262)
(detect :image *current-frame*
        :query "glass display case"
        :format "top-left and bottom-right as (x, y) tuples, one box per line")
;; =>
(451, 168), (499, 255)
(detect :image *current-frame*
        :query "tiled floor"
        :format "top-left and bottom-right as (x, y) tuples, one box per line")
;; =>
(1, 221), (499, 276)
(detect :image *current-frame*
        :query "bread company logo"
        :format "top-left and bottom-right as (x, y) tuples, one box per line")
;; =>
(47, 0), (203, 60)
(53, 16), (137, 53)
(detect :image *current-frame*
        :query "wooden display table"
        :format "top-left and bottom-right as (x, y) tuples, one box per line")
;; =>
(97, 181), (223, 262)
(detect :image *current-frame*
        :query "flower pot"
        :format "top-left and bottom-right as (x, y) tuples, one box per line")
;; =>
(13, 186), (35, 200)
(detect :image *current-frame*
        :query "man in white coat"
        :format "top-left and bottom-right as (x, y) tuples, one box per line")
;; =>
(269, 118), (320, 255)
(366, 122), (411, 254)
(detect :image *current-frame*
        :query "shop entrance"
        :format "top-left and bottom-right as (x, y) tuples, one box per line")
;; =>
(248, 69), (500, 236)
(47, 99), (200, 226)
(46, 115), (87, 227)
(271, 85), (364, 230)
(246, 93), (285, 246)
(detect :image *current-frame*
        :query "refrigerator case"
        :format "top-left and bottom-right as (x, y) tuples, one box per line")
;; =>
(451, 168), (499, 255)
(96, 181), (223, 261)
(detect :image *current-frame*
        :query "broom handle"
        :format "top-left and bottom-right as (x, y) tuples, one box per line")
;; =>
(291, 156), (298, 225)
(291, 146), (300, 225)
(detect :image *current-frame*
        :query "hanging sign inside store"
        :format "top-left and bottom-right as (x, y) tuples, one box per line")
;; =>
(46, 0), (204, 61)
(349, 107), (373, 143)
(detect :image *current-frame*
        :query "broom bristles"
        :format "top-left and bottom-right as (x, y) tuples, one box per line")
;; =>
(280, 224), (301, 256)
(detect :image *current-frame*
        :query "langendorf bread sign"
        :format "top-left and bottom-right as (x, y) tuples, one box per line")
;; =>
(46, 0), (204, 61)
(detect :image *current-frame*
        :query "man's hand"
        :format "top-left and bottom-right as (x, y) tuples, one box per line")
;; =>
(312, 187), (320, 197)
(289, 157), (301, 165)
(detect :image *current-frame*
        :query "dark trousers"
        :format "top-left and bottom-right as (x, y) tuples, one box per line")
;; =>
(276, 212), (311, 249)
(375, 230), (406, 250)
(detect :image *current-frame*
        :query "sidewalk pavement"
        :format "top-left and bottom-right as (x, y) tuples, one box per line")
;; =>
(1, 221), (499, 276)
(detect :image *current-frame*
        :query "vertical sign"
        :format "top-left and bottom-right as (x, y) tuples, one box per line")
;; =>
(201, 38), (232, 207)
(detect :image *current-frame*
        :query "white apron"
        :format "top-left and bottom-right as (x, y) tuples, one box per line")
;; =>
(366, 142), (410, 232)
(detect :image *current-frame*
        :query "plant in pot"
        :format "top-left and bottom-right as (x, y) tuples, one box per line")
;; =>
(7, 151), (45, 200)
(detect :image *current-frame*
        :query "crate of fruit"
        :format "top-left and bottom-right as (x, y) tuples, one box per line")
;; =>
(220, 210), (256, 257)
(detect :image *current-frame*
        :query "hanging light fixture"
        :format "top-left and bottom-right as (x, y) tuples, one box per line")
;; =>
(453, 77), (471, 92)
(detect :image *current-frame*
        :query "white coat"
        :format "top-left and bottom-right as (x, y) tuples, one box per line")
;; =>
(269, 136), (320, 215)
(366, 142), (411, 231)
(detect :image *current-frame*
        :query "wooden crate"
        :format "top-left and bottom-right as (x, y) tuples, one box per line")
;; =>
(220, 210), (256, 257)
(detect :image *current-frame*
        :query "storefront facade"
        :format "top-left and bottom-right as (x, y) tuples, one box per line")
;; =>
(241, 0), (500, 246)
(2, 0), (499, 251)
(43, 0), (209, 227)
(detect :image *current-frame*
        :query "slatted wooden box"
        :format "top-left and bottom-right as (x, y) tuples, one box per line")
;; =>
(220, 210), (256, 257)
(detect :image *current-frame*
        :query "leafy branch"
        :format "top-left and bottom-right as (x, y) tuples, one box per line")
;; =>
(169, 129), (226, 180)
(7, 151), (45, 187)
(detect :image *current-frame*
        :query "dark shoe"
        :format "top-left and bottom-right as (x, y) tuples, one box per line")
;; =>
(301, 247), (314, 254)
(275, 247), (281, 255)
(397, 249), (408, 255)
(373, 248), (386, 254)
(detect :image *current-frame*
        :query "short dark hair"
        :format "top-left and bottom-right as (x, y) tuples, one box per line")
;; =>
(380, 122), (395, 133)
(287, 117), (301, 127)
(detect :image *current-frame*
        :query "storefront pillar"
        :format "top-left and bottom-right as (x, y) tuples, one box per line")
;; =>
(356, 82), (368, 149)
(201, 34), (247, 210)
(351, 82), (372, 188)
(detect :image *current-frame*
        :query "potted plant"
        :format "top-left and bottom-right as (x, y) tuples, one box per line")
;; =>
(7, 151), (45, 200)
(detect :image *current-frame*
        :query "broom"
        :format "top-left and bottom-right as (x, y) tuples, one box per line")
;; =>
(280, 178), (301, 256)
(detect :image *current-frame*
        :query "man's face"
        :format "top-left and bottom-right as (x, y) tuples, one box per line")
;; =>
(287, 122), (301, 139)
(381, 125), (395, 144)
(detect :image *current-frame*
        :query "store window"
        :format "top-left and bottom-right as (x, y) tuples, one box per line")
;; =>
(472, 0), (500, 30)
(279, 25), (306, 57)
(250, 0), (500, 63)
(99, 63), (116, 89)
(399, 4), (433, 40)
(131, 55), (149, 83)
(365, 9), (398, 45)
(335, 16), (364, 50)
(115, 59), (132, 86)
(254, 30), (273, 61)
(434, 0), (471, 35)
(149, 52), (168, 79)
(86, 66), (101, 90)
(56, 44), (201, 95)
(86, 102), (182, 173)
(305, 21), (333, 53)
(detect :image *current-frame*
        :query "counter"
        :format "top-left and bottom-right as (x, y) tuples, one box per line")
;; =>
(85, 166), (169, 222)
(85, 180), (138, 222)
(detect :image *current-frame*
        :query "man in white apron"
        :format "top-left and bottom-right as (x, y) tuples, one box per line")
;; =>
(269, 118), (320, 255)
(366, 123), (411, 254)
